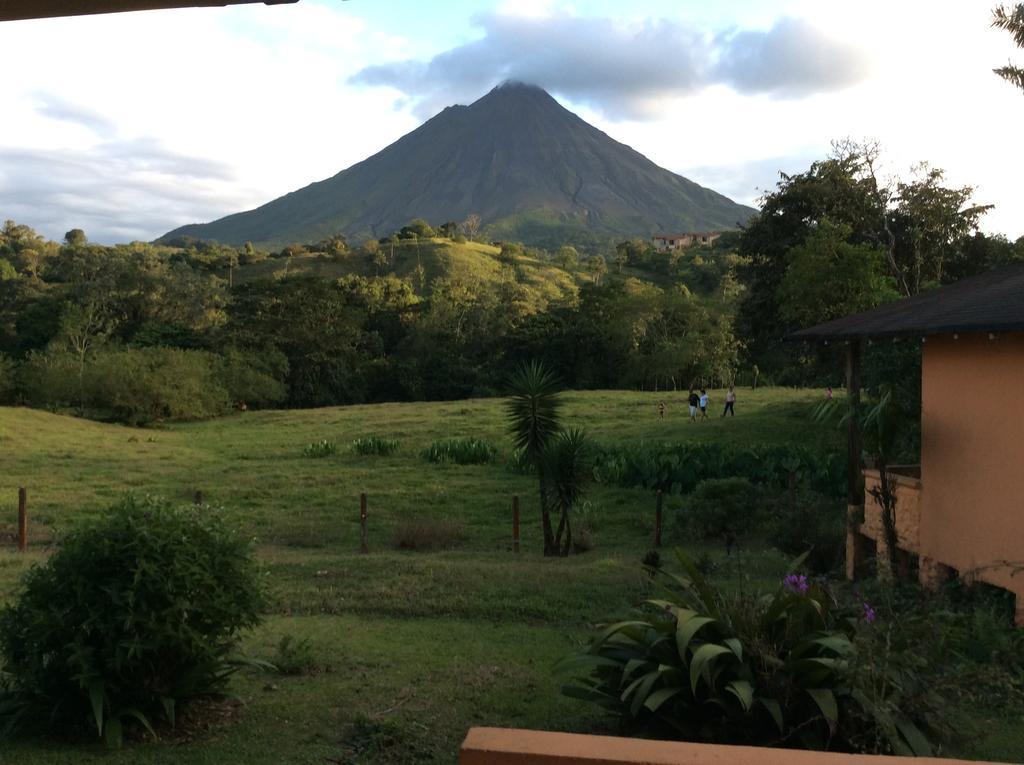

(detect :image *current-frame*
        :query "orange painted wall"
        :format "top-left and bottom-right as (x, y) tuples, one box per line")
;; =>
(459, 727), (1011, 764)
(920, 332), (1024, 599)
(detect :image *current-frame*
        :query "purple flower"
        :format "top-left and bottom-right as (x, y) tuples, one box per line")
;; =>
(783, 574), (809, 595)
(862, 601), (876, 623)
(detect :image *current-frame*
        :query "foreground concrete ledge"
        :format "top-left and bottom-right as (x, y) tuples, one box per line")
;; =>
(459, 727), (1007, 765)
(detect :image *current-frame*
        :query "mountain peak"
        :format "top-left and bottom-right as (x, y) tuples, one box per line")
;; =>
(158, 86), (755, 249)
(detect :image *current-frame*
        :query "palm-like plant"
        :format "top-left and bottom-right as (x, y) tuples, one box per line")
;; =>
(505, 361), (564, 555)
(993, 4), (1024, 93)
(541, 427), (592, 556)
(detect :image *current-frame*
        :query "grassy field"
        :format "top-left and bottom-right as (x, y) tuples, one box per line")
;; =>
(0, 388), (1020, 763)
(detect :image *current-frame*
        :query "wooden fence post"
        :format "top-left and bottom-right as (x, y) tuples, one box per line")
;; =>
(512, 496), (520, 553)
(17, 487), (27, 552)
(360, 492), (368, 553)
(654, 490), (663, 548)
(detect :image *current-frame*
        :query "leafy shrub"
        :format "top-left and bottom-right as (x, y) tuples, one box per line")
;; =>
(766, 490), (845, 574)
(88, 348), (231, 425)
(217, 348), (288, 408)
(351, 436), (400, 456)
(392, 519), (465, 551)
(421, 437), (497, 465)
(302, 439), (337, 458)
(559, 551), (935, 755)
(272, 635), (320, 676)
(592, 442), (845, 498)
(679, 477), (760, 547)
(0, 496), (263, 746)
(0, 353), (15, 403)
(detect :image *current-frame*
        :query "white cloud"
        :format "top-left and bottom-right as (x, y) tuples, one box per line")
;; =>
(352, 11), (871, 120)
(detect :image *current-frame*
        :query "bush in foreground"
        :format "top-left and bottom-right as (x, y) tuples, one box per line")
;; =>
(678, 477), (760, 549)
(421, 437), (497, 465)
(0, 496), (263, 747)
(558, 551), (937, 756)
(766, 489), (845, 575)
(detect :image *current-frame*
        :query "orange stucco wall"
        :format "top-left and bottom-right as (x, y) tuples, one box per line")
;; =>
(861, 469), (922, 553)
(919, 332), (1024, 602)
(459, 727), (1010, 764)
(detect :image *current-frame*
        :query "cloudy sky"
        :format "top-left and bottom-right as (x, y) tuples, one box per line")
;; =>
(0, 0), (1021, 244)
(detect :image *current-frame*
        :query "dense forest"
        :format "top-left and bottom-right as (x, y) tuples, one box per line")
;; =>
(1, 143), (1021, 425)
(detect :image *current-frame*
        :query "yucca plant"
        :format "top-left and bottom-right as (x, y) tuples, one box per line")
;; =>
(541, 427), (592, 556)
(505, 361), (563, 555)
(559, 551), (933, 756)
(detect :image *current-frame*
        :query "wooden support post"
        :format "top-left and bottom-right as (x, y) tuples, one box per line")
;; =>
(359, 492), (368, 554)
(194, 490), (203, 505)
(17, 487), (27, 552)
(512, 496), (520, 553)
(845, 340), (866, 581)
(654, 490), (663, 548)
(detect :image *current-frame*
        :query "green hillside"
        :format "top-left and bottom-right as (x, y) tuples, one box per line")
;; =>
(235, 237), (581, 307)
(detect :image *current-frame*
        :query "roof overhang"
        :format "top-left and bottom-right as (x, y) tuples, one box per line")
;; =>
(787, 263), (1024, 343)
(0, 0), (297, 22)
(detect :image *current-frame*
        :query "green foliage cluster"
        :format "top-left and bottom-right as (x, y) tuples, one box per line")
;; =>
(301, 439), (338, 458)
(765, 490), (846, 575)
(677, 477), (760, 547)
(301, 440), (337, 458)
(351, 436), (400, 456)
(420, 437), (497, 465)
(560, 552), (935, 755)
(592, 442), (845, 497)
(0, 496), (263, 747)
(0, 215), (748, 422)
(272, 635), (319, 676)
(18, 347), (280, 425)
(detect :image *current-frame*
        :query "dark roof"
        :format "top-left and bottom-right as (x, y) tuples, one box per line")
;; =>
(790, 263), (1024, 341)
(1, 0), (296, 22)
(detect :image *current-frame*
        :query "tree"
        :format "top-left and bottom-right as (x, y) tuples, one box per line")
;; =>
(588, 254), (607, 285)
(556, 245), (579, 269)
(505, 361), (563, 556)
(63, 229), (87, 249)
(777, 219), (897, 328)
(400, 218), (434, 239)
(57, 300), (111, 410)
(460, 214), (482, 241)
(890, 165), (992, 294)
(993, 4), (1024, 92)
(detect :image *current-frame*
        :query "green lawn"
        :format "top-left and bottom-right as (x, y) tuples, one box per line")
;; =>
(0, 388), (1019, 763)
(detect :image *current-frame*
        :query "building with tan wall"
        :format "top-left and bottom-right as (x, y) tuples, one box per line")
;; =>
(651, 231), (722, 252)
(792, 264), (1024, 626)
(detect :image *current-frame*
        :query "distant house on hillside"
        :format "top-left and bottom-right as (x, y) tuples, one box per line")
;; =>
(651, 231), (721, 252)
(792, 264), (1024, 626)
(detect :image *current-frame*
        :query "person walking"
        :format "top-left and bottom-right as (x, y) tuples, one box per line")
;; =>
(688, 390), (699, 422)
(699, 389), (709, 421)
(722, 386), (736, 417)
